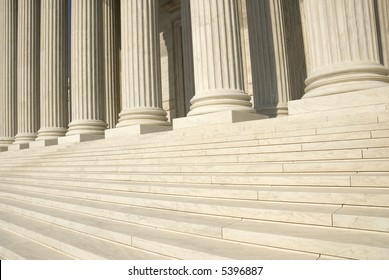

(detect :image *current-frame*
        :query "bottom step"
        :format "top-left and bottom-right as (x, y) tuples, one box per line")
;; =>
(0, 227), (74, 260)
(0, 206), (319, 260)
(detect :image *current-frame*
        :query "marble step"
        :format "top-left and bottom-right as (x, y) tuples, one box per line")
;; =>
(0, 143), (73, 158)
(286, 103), (389, 120)
(1, 195), (385, 260)
(0, 147), (370, 166)
(3, 179), (389, 231)
(0, 189), (387, 259)
(3, 117), (389, 161)
(4, 130), (389, 163)
(333, 206), (389, 232)
(247, 114), (381, 133)
(2, 126), (387, 161)
(257, 186), (389, 207)
(241, 147), (386, 163)
(301, 138), (389, 152)
(51, 111), (389, 148)
(0, 171), (356, 186)
(0, 227), (75, 260)
(0, 196), (239, 239)
(281, 159), (389, 173)
(1, 108), (389, 158)
(363, 147), (389, 159)
(371, 129), (389, 138)
(66, 127), (387, 159)
(2, 159), (389, 173)
(0, 209), (170, 260)
(213, 173), (389, 187)
(0, 177), (261, 200)
(177, 112), (388, 141)
(40, 128), (381, 155)
(315, 120), (389, 135)
(2, 170), (389, 187)
(203, 138), (389, 157)
(0, 201), (317, 260)
(0, 184), (342, 226)
(59, 113), (389, 144)
(4, 136), (389, 169)
(2, 176), (389, 206)
(222, 219), (389, 259)
(0, 182), (386, 232)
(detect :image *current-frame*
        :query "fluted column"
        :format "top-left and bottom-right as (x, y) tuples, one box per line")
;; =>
(188, 0), (255, 116)
(37, 0), (68, 140)
(0, 0), (17, 146)
(103, 0), (120, 129)
(67, 0), (107, 135)
(300, 0), (389, 98)
(181, 0), (195, 115)
(118, 0), (168, 127)
(378, 0), (389, 69)
(247, 0), (305, 116)
(15, 0), (40, 144)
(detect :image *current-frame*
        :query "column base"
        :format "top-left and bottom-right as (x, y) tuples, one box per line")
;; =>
(289, 86), (389, 115)
(117, 107), (169, 127)
(14, 133), (37, 144)
(187, 90), (256, 116)
(303, 64), (389, 98)
(29, 139), (58, 148)
(105, 124), (172, 139)
(36, 127), (68, 140)
(173, 110), (266, 129)
(0, 138), (14, 146)
(66, 120), (107, 136)
(58, 134), (105, 145)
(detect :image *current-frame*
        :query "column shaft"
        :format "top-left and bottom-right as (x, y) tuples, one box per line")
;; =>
(0, 0), (17, 146)
(103, 0), (120, 129)
(247, 0), (305, 116)
(15, 0), (40, 143)
(181, 0), (195, 115)
(188, 0), (254, 116)
(378, 0), (389, 69)
(37, 0), (68, 140)
(68, 0), (106, 135)
(118, 0), (168, 127)
(300, 0), (389, 98)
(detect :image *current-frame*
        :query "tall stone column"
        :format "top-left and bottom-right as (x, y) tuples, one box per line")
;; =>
(181, 0), (195, 115)
(378, 0), (389, 69)
(246, 0), (305, 117)
(118, 0), (168, 127)
(0, 0), (17, 146)
(300, 0), (389, 98)
(67, 0), (107, 135)
(37, 0), (68, 140)
(187, 0), (255, 116)
(103, 0), (120, 129)
(15, 0), (40, 144)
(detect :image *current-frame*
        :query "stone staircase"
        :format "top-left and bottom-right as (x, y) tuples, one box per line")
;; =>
(1, 106), (389, 260)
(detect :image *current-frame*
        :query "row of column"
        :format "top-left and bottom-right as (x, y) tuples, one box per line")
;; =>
(300, 0), (389, 97)
(1, 0), (389, 146)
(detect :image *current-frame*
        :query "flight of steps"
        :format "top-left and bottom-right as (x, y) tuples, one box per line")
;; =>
(0, 106), (389, 260)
